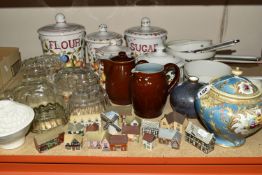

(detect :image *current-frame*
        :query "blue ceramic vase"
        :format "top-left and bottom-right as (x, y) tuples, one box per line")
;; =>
(170, 76), (204, 118)
(195, 68), (262, 147)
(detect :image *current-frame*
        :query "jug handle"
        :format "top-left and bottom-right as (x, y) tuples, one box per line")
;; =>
(164, 63), (180, 93)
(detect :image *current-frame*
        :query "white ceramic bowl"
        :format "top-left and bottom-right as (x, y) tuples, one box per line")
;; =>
(166, 40), (216, 61)
(0, 100), (34, 149)
(184, 60), (232, 83)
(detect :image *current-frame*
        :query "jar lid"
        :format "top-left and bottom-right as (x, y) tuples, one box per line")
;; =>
(96, 41), (132, 59)
(124, 17), (167, 38)
(137, 46), (185, 67)
(211, 68), (261, 99)
(37, 13), (85, 36)
(86, 24), (122, 42)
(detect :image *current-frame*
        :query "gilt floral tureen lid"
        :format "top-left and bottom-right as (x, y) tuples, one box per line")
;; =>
(37, 13), (85, 36)
(124, 17), (167, 38)
(86, 24), (122, 43)
(211, 68), (261, 99)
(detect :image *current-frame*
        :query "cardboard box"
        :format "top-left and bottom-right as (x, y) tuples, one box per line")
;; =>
(0, 47), (21, 89)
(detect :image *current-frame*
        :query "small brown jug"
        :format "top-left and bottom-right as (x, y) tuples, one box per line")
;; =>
(131, 61), (180, 118)
(101, 52), (135, 105)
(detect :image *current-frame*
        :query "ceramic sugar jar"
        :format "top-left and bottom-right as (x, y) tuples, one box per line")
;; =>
(195, 68), (262, 147)
(38, 13), (86, 67)
(124, 17), (167, 57)
(86, 24), (122, 71)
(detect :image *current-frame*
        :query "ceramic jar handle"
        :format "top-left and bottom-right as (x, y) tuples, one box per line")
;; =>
(164, 63), (180, 93)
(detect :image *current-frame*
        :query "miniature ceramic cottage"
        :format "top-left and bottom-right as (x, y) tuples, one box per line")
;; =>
(84, 131), (106, 149)
(185, 122), (215, 154)
(121, 124), (140, 142)
(158, 128), (181, 149)
(70, 114), (101, 132)
(124, 17), (167, 57)
(108, 134), (128, 151)
(122, 115), (141, 127)
(105, 105), (133, 125)
(141, 120), (160, 137)
(100, 133), (110, 151)
(142, 133), (156, 150)
(34, 126), (65, 153)
(37, 13), (86, 67)
(160, 111), (188, 132)
(64, 134), (83, 151)
(67, 122), (85, 135)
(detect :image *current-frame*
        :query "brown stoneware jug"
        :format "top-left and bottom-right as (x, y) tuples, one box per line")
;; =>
(101, 52), (135, 105)
(131, 62), (180, 118)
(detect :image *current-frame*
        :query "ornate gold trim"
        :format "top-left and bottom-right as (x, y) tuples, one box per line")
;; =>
(211, 86), (261, 100)
(208, 89), (261, 105)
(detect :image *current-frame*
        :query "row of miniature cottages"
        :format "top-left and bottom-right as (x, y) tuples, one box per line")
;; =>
(34, 116), (215, 153)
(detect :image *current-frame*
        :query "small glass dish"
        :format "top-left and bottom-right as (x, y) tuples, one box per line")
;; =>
(9, 78), (67, 133)
(55, 67), (99, 99)
(69, 84), (110, 116)
(54, 66), (101, 115)
(21, 55), (64, 83)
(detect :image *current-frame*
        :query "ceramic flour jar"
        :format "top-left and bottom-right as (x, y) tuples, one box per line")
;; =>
(38, 13), (86, 67)
(124, 17), (167, 58)
(86, 24), (122, 72)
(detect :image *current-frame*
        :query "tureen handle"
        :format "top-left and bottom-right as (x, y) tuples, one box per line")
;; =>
(232, 67), (243, 76)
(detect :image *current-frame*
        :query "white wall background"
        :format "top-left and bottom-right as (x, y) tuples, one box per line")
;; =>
(0, 5), (261, 60)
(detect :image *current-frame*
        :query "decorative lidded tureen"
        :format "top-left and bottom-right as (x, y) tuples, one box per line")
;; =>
(124, 17), (167, 57)
(38, 13), (86, 67)
(86, 24), (122, 71)
(195, 67), (262, 147)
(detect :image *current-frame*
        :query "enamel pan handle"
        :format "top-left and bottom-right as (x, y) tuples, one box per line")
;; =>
(193, 39), (240, 53)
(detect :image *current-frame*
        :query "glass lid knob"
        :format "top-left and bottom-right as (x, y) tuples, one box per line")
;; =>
(141, 17), (151, 28)
(55, 13), (66, 23)
(99, 24), (108, 32)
